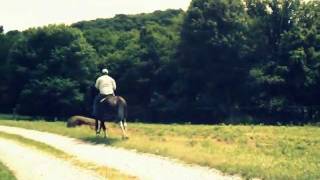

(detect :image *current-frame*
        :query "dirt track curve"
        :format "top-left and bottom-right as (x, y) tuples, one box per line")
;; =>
(0, 125), (242, 180)
(0, 138), (102, 180)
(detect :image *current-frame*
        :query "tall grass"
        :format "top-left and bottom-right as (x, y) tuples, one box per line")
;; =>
(0, 119), (319, 180)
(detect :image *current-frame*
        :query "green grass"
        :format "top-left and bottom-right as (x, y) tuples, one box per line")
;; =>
(0, 119), (319, 180)
(0, 161), (16, 180)
(0, 131), (136, 180)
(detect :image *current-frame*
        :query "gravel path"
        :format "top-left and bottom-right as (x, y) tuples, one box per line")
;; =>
(0, 125), (242, 180)
(0, 138), (103, 180)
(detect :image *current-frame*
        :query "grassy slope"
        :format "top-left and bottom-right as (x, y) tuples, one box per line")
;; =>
(0, 161), (16, 180)
(0, 119), (319, 180)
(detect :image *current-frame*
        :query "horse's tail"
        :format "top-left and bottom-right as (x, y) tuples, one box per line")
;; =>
(118, 97), (127, 124)
(117, 96), (128, 137)
(124, 101), (128, 124)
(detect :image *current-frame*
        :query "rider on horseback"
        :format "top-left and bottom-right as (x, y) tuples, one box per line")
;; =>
(93, 68), (116, 133)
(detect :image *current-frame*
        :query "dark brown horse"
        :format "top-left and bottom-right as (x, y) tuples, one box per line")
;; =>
(96, 95), (128, 138)
(88, 86), (128, 138)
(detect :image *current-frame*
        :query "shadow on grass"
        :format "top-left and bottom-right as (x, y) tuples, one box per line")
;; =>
(80, 136), (125, 146)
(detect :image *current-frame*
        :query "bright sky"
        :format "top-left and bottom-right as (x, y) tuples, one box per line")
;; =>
(0, 0), (192, 32)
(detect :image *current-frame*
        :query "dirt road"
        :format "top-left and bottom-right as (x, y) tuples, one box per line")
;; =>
(0, 138), (103, 180)
(0, 125), (242, 180)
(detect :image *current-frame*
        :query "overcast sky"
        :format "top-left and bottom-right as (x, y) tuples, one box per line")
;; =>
(0, 0), (192, 32)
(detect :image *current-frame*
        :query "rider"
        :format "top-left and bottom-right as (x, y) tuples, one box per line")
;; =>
(93, 68), (116, 133)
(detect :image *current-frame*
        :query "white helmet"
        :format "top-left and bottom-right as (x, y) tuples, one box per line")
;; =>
(102, 68), (108, 74)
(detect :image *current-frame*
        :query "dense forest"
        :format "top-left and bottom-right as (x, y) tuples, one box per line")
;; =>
(0, 0), (320, 124)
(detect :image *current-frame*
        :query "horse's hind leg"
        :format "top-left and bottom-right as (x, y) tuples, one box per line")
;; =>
(118, 105), (128, 139)
(119, 121), (128, 139)
(101, 121), (108, 138)
(124, 120), (128, 131)
(95, 119), (101, 135)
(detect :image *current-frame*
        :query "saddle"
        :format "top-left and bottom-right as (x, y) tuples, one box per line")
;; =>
(100, 95), (117, 105)
(96, 95), (118, 120)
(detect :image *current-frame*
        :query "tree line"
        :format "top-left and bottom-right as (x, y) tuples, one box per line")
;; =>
(0, 0), (319, 124)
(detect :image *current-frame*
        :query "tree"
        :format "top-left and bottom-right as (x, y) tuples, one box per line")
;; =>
(176, 0), (250, 121)
(0, 30), (22, 112)
(278, 1), (320, 121)
(246, 0), (312, 122)
(73, 10), (184, 120)
(18, 78), (83, 117)
(7, 25), (98, 117)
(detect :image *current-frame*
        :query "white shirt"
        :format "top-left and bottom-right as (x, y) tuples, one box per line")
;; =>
(95, 75), (116, 95)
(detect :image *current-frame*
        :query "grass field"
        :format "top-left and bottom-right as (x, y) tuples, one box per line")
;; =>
(0, 119), (319, 180)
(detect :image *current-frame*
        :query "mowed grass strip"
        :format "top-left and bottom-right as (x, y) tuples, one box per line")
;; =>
(0, 131), (137, 180)
(0, 119), (319, 180)
(0, 161), (16, 180)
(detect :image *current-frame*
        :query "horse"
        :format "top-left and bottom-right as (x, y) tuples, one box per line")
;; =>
(87, 86), (129, 139)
